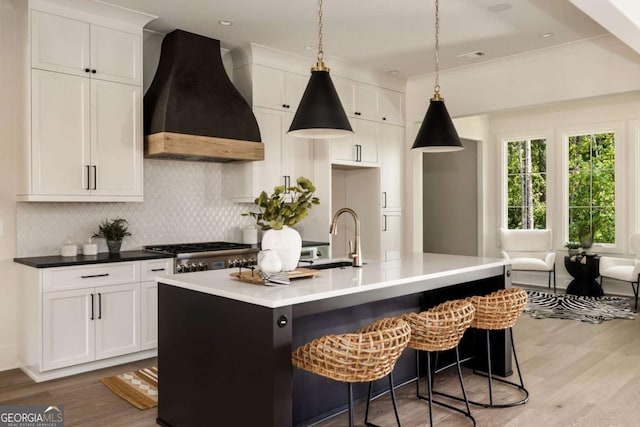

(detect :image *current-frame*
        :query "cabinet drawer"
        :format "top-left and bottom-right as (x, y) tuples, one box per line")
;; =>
(43, 262), (139, 292)
(141, 259), (173, 282)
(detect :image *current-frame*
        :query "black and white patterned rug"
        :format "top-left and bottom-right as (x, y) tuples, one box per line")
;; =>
(524, 290), (636, 324)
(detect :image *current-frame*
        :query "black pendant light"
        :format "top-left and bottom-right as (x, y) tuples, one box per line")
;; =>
(412, 0), (463, 152)
(288, 0), (353, 139)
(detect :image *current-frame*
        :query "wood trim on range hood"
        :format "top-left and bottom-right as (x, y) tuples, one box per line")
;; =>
(145, 132), (264, 162)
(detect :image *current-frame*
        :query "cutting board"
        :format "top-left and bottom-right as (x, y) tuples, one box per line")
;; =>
(230, 268), (320, 285)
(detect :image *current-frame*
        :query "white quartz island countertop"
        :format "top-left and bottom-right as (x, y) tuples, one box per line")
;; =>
(157, 252), (510, 308)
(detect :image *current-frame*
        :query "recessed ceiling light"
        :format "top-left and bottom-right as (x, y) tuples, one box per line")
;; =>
(218, 20), (233, 26)
(487, 3), (512, 12)
(388, 70), (400, 75)
(539, 32), (554, 38)
(304, 45), (315, 50)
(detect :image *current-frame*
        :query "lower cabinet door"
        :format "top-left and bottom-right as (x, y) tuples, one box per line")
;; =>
(43, 288), (95, 371)
(381, 212), (403, 261)
(94, 283), (141, 360)
(140, 281), (158, 350)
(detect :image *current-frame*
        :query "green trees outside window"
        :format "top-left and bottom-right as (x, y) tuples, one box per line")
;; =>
(568, 132), (615, 244)
(506, 139), (547, 229)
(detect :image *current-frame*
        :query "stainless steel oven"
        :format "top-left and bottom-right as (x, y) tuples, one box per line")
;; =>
(144, 242), (258, 274)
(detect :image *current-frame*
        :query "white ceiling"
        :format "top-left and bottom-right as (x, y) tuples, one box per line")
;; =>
(102, 0), (609, 78)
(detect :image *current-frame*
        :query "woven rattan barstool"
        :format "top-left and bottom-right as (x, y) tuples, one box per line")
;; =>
(439, 287), (529, 408)
(402, 299), (476, 427)
(291, 317), (411, 427)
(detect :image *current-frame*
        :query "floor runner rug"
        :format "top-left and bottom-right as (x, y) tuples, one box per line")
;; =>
(524, 290), (636, 324)
(101, 366), (158, 409)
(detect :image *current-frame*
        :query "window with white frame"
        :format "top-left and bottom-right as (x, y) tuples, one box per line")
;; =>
(505, 138), (547, 229)
(567, 131), (615, 245)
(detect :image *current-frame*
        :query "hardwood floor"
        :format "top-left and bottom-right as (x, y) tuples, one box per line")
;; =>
(2, 313), (640, 426)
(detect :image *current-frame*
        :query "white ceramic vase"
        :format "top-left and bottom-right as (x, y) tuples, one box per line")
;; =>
(261, 226), (302, 271)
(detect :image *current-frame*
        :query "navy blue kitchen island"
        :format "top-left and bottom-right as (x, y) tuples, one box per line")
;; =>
(155, 253), (512, 427)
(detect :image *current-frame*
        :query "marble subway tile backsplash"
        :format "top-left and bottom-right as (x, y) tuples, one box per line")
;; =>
(17, 159), (255, 257)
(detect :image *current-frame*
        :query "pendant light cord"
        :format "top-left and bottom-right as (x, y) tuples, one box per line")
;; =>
(317, 0), (325, 65)
(434, 0), (441, 99)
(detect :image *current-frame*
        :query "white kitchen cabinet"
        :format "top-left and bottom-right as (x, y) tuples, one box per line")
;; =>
(334, 77), (405, 125)
(381, 212), (403, 261)
(225, 107), (313, 202)
(42, 288), (95, 371)
(29, 70), (142, 199)
(380, 124), (405, 211)
(252, 64), (307, 113)
(31, 10), (141, 85)
(17, 3), (149, 202)
(140, 258), (172, 350)
(379, 88), (405, 126)
(19, 258), (172, 382)
(332, 119), (379, 167)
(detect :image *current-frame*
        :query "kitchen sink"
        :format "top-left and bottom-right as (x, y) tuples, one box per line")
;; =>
(305, 261), (353, 270)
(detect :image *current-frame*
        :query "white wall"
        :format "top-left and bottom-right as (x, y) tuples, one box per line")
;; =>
(406, 35), (640, 293)
(0, 0), (20, 371)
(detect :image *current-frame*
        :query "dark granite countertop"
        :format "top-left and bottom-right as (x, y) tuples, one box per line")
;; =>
(14, 250), (174, 268)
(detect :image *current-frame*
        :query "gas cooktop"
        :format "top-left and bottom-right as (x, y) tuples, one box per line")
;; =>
(144, 241), (253, 255)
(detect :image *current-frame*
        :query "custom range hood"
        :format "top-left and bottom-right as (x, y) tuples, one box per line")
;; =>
(144, 30), (263, 162)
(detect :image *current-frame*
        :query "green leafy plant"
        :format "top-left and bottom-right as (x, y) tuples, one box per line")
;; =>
(92, 218), (132, 241)
(243, 177), (319, 230)
(564, 242), (580, 249)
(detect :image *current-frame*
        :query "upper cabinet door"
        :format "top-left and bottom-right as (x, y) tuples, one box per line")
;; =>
(333, 77), (356, 118)
(354, 83), (379, 121)
(284, 71), (309, 113)
(90, 80), (142, 197)
(31, 11), (90, 77)
(90, 25), (141, 85)
(253, 65), (286, 110)
(379, 89), (404, 126)
(31, 69), (91, 196)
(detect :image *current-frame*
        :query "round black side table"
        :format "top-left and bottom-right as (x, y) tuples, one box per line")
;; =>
(564, 254), (603, 297)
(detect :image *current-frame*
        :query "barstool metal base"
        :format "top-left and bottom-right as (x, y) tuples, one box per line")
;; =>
(434, 328), (529, 408)
(416, 346), (477, 427)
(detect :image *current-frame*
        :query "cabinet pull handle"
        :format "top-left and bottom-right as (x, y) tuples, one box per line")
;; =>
(86, 165), (91, 190)
(382, 192), (387, 208)
(97, 293), (102, 319)
(84, 68), (91, 73)
(91, 69), (97, 74)
(355, 111), (362, 116)
(90, 294), (94, 320)
(282, 104), (287, 108)
(150, 268), (166, 272)
(81, 273), (109, 279)
(356, 145), (362, 162)
(92, 166), (97, 190)
(383, 215), (388, 231)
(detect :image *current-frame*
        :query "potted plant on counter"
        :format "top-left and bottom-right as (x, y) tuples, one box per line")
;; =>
(243, 177), (319, 271)
(93, 218), (132, 254)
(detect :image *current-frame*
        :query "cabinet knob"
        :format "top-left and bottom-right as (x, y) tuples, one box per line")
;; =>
(84, 68), (91, 73)
(91, 69), (97, 74)
(382, 117), (387, 121)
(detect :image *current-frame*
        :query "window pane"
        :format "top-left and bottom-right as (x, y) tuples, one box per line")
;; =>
(567, 132), (615, 245)
(508, 208), (523, 230)
(593, 208), (615, 244)
(592, 171), (615, 208)
(506, 139), (547, 229)
(568, 171), (591, 207)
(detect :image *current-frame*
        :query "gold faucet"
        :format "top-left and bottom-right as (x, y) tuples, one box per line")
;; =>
(329, 208), (363, 267)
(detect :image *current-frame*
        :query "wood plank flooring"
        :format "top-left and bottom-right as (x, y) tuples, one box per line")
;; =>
(2, 312), (640, 426)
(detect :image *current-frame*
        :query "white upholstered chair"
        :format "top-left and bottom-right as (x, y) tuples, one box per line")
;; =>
(499, 228), (556, 292)
(599, 233), (640, 311)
